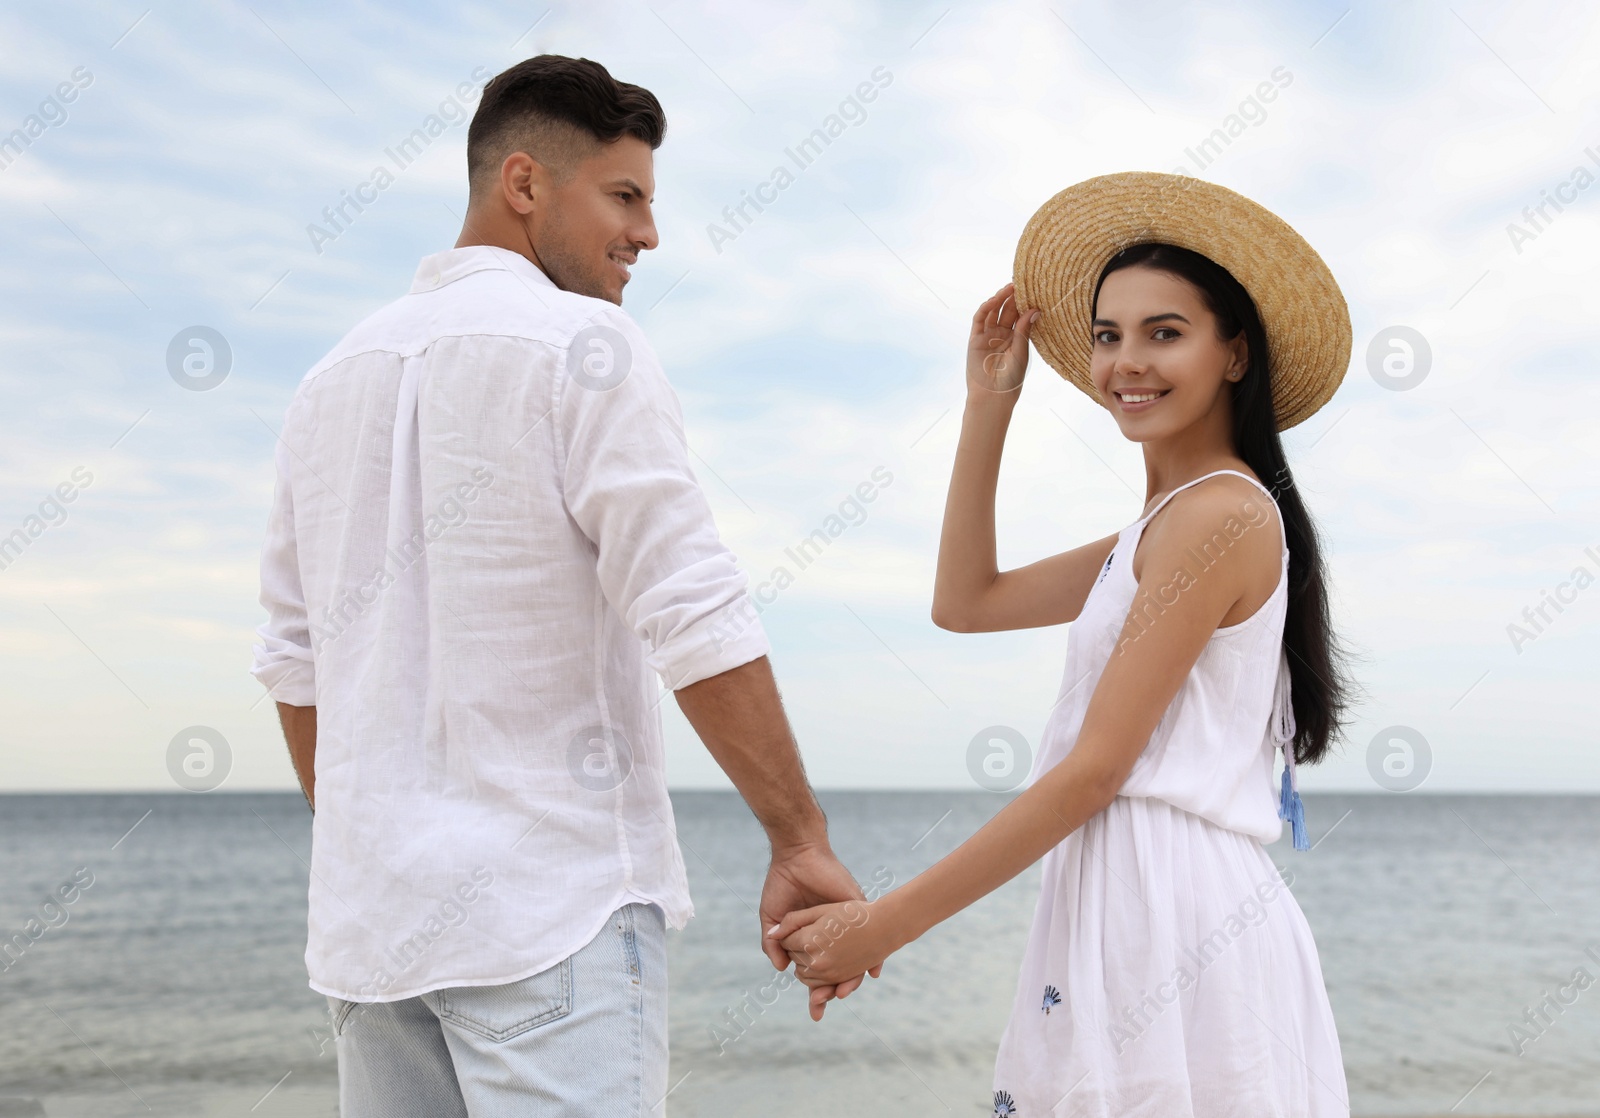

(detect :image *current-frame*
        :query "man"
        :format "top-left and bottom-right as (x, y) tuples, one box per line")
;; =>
(251, 54), (872, 1115)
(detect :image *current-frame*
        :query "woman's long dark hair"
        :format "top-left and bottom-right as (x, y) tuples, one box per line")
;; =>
(1093, 242), (1357, 766)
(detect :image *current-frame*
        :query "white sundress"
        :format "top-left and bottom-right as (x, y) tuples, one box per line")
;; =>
(990, 469), (1349, 1118)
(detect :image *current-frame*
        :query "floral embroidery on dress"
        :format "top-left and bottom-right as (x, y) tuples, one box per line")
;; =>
(993, 1089), (1018, 1116)
(1096, 550), (1115, 585)
(1041, 984), (1061, 1014)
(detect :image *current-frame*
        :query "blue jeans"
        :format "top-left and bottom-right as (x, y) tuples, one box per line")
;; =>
(327, 902), (668, 1116)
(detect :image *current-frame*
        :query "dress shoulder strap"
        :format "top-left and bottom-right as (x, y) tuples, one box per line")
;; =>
(1138, 469), (1287, 555)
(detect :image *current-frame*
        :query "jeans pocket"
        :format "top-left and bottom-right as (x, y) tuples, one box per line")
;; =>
(328, 996), (358, 1037)
(434, 959), (574, 1042)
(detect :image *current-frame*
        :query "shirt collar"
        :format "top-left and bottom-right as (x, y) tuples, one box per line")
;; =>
(409, 244), (558, 295)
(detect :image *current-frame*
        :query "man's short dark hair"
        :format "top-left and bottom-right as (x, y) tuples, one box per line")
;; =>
(466, 55), (666, 194)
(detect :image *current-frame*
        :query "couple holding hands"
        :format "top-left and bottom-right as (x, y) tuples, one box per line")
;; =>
(254, 54), (1352, 1117)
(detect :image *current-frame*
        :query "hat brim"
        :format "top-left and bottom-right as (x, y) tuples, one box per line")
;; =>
(1011, 171), (1351, 432)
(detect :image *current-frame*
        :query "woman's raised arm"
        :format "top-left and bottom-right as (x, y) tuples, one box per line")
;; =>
(932, 282), (1120, 633)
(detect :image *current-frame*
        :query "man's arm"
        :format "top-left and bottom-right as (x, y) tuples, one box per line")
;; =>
(276, 702), (317, 812)
(674, 655), (880, 1012)
(673, 656), (823, 847)
(253, 397), (320, 810)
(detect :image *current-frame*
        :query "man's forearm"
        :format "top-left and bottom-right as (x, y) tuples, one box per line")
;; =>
(275, 702), (317, 812)
(674, 656), (827, 849)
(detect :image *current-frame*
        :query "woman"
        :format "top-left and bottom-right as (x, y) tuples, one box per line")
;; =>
(769, 172), (1356, 1116)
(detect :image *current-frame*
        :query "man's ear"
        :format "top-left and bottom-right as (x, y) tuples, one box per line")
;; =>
(499, 151), (545, 218)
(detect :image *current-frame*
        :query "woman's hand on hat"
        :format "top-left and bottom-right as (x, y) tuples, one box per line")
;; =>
(967, 282), (1040, 398)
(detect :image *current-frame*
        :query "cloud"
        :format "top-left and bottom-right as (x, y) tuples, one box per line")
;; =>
(1, 0), (1598, 790)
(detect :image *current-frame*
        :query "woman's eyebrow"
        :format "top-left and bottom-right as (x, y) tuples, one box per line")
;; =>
(1091, 312), (1192, 327)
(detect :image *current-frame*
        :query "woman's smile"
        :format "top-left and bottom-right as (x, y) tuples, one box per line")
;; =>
(1113, 387), (1171, 412)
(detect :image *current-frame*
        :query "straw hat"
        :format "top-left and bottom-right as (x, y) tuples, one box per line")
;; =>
(1011, 171), (1350, 431)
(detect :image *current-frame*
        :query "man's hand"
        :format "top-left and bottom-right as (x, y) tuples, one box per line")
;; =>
(759, 841), (883, 1021)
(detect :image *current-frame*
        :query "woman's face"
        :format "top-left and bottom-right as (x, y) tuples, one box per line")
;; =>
(1088, 265), (1248, 441)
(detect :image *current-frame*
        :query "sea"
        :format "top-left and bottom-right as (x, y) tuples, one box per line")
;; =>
(0, 791), (1596, 1117)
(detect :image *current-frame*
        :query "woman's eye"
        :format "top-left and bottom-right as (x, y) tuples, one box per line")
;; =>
(1154, 327), (1180, 340)
(1094, 330), (1116, 345)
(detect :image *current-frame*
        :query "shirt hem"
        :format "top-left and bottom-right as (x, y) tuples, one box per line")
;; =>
(307, 886), (687, 1004)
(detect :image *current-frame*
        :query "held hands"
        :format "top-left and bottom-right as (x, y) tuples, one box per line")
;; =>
(767, 896), (905, 1021)
(967, 281), (1041, 397)
(759, 843), (884, 1021)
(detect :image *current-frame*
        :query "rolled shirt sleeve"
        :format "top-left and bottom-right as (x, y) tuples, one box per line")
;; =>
(555, 305), (770, 690)
(251, 415), (317, 706)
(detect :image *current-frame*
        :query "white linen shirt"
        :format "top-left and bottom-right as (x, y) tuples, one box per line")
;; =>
(251, 244), (770, 1003)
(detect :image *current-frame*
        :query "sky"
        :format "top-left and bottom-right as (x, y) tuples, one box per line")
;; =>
(0, 0), (1597, 794)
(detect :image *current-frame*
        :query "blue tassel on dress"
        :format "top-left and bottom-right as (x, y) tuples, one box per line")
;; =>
(1271, 650), (1310, 851)
(1278, 763), (1309, 851)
